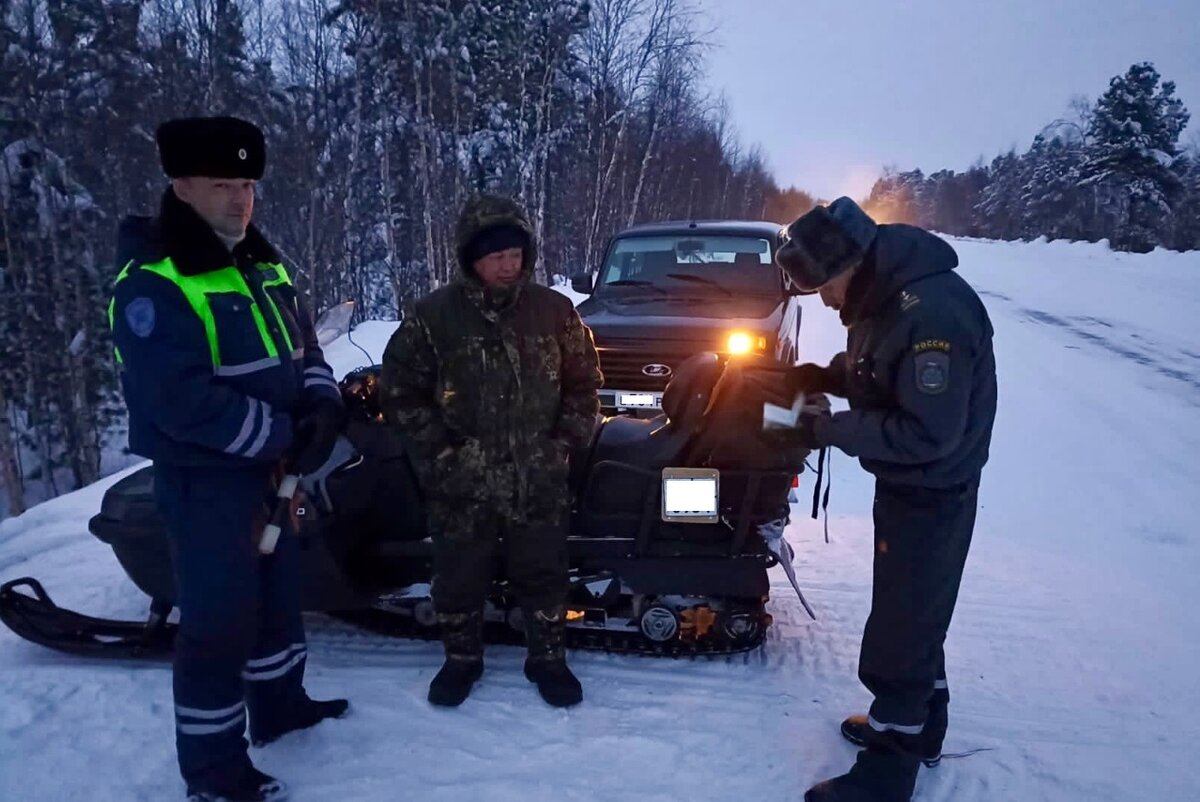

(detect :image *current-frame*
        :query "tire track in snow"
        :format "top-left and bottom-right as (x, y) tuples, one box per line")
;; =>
(977, 289), (1200, 396)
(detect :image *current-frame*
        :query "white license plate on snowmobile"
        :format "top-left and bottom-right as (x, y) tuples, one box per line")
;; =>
(618, 392), (661, 408)
(661, 467), (719, 524)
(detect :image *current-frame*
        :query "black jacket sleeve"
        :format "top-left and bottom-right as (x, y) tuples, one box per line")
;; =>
(814, 309), (974, 464)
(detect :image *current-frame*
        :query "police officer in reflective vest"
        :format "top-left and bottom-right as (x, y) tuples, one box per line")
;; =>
(765, 198), (998, 802)
(110, 117), (349, 802)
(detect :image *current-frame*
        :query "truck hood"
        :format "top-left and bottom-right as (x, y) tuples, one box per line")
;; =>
(578, 294), (783, 344)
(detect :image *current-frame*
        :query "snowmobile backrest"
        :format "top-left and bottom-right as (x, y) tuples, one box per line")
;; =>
(687, 357), (812, 472)
(576, 352), (803, 541)
(586, 351), (724, 475)
(661, 352), (723, 432)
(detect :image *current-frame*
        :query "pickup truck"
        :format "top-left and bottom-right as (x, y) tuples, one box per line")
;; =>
(572, 220), (806, 416)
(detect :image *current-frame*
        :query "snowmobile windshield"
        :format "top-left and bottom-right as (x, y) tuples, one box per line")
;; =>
(595, 235), (782, 299)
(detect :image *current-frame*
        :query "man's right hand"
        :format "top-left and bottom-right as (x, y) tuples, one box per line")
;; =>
(745, 363), (832, 408)
(791, 363), (835, 395)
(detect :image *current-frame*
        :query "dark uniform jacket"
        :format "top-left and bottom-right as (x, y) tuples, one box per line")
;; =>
(814, 224), (997, 488)
(110, 188), (341, 468)
(380, 196), (603, 521)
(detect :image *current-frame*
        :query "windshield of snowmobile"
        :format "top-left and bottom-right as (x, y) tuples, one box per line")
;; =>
(596, 235), (781, 299)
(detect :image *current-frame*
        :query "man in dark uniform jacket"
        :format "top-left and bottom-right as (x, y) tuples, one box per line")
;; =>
(767, 197), (998, 802)
(110, 117), (349, 802)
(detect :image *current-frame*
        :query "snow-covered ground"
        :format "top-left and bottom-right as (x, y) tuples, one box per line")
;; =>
(2, 238), (1199, 801)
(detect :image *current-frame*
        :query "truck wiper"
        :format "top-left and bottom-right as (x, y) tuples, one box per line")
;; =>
(604, 279), (667, 294)
(664, 273), (732, 296)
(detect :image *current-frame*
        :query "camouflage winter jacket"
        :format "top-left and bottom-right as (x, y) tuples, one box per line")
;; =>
(380, 195), (603, 520)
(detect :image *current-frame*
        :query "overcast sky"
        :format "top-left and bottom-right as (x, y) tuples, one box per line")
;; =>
(698, 0), (1200, 200)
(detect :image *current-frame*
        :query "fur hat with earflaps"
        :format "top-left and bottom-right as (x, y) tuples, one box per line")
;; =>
(776, 197), (878, 292)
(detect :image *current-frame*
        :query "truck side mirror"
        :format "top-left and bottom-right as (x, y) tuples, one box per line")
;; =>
(571, 273), (594, 294)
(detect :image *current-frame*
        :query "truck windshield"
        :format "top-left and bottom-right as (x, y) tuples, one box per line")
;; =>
(597, 235), (779, 297)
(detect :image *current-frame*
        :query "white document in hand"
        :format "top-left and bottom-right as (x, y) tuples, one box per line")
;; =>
(762, 392), (807, 430)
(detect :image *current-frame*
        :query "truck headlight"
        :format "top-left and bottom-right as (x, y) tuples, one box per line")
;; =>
(726, 331), (766, 355)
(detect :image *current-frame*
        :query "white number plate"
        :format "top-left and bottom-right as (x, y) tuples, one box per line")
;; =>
(618, 392), (661, 408)
(661, 468), (719, 524)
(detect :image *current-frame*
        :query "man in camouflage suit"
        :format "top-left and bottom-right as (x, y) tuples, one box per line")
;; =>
(380, 194), (602, 708)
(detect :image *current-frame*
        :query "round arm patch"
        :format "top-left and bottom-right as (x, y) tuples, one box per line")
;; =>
(124, 297), (156, 338)
(914, 350), (950, 395)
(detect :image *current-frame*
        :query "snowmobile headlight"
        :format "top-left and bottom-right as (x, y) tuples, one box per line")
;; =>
(726, 331), (766, 355)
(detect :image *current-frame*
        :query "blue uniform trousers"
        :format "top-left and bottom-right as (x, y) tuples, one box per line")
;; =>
(153, 462), (308, 786)
(860, 478), (978, 746)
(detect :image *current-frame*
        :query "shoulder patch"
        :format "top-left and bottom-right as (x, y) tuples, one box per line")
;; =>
(899, 290), (921, 312)
(124, 297), (156, 338)
(914, 351), (950, 395)
(913, 338), (951, 354)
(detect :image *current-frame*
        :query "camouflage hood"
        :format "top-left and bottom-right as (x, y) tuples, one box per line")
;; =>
(454, 194), (538, 305)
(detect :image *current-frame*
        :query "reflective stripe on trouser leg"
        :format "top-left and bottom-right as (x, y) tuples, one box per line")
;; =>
(176, 702), (247, 736)
(860, 480), (978, 732)
(245, 524), (311, 742)
(242, 643), (307, 681)
(868, 715), (925, 735)
(154, 463), (273, 783)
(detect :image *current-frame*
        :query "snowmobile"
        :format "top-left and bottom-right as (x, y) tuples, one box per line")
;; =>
(1, 335), (822, 660)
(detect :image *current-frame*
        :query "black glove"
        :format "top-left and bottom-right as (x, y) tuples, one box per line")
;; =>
(291, 398), (345, 475)
(791, 363), (834, 394)
(745, 363), (835, 409)
(763, 408), (829, 451)
(743, 364), (800, 409)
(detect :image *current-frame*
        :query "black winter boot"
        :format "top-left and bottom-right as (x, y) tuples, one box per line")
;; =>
(523, 605), (582, 708)
(807, 736), (921, 802)
(428, 610), (484, 707)
(840, 713), (944, 767)
(186, 765), (288, 802)
(251, 697), (350, 747)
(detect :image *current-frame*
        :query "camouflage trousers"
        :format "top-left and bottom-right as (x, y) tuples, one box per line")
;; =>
(428, 499), (569, 616)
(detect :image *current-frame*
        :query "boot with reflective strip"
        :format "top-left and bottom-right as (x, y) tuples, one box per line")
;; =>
(840, 714), (943, 768)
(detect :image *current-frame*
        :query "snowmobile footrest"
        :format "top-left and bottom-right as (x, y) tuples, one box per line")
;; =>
(0, 576), (176, 659)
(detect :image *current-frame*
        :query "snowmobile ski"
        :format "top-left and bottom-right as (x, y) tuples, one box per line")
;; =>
(0, 577), (176, 659)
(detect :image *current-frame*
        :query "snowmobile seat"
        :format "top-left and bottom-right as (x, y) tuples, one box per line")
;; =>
(573, 351), (809, 546)
(574, 353), (729, 540)
(585, 351), (722, 473)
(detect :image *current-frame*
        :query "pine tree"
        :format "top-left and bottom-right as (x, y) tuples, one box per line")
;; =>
(1019, 134), (1086, 242)
(1080, 62), (1190, 252)
(1172, 153), (1200, 251)
(974, 150), (1029, 240)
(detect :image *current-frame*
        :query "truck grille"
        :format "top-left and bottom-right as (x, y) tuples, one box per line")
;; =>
(596, 346), (697, 391)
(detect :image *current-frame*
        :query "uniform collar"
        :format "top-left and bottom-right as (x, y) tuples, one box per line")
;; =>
(158, 187), (280, 276)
